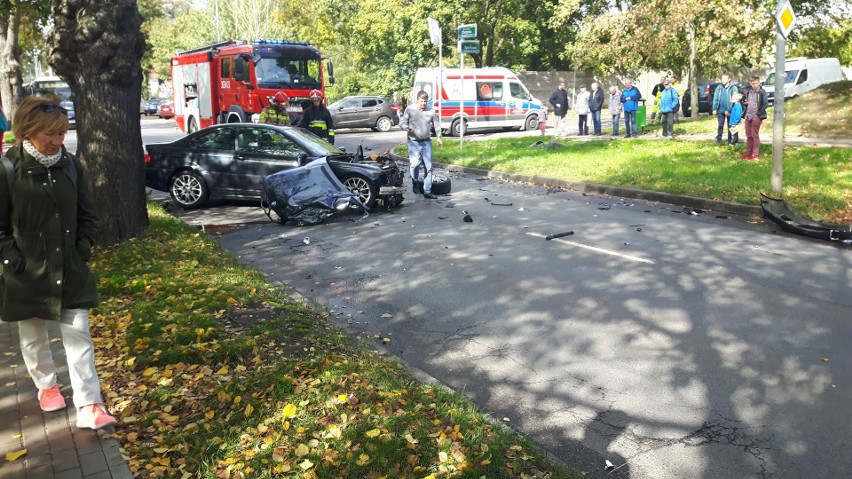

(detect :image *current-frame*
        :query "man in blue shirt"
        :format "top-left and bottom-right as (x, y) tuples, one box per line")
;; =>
(712, 72), (739, 144)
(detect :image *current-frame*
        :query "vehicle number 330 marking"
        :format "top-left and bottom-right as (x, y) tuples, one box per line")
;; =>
(221, 80), (231, 89)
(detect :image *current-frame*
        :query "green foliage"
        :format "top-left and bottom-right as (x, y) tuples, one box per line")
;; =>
(791, 18), (852, 65)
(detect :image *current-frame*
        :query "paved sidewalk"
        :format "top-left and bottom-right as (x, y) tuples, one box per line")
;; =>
(1, 321), (132, 479)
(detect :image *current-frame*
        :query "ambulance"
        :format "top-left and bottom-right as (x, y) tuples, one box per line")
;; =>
(411, 67), (542, 136)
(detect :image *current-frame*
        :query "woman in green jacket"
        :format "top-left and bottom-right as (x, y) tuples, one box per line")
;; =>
(0, 95), (116, 429)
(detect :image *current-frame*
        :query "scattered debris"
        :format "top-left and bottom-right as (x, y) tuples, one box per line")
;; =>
(716, 215), (729, 219)
(529, 140), (563, 149)
(636, 228), (642, 232)
(761, 194), (852, 242)
(598, 203), (611, 210)
(491, 202), (513, 206)
(437, 216), (448, 220)
(545, 231), (574, 240)
(445, 200), (456, 208)
(303, 237), (311, 245)
(682, 206), (701, 216)
(462, 210), (473, 223)
(605, 460), (615, 471)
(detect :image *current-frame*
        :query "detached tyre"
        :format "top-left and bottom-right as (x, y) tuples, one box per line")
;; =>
(170, 170), (209, 209)
(430, 174), (452, 196)
(340, 174), (378, 207)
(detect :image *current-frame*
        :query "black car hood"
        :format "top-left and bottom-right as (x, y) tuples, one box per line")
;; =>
(262, 158), (368, 225)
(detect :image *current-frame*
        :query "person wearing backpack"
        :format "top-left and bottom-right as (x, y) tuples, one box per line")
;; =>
(0, 95), (117, 430)
(658, 79), (680, 139)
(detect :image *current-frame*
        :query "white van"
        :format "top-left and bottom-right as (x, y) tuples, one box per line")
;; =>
(763, 57), (844, 104)
(412, 67), (542, 136)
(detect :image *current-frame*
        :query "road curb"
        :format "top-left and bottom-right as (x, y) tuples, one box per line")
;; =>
(389, 150), (763, 218)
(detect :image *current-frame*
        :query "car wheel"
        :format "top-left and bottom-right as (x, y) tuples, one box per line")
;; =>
(169, 170), (209, 209)
(524, 114), (539, 131)
(339, 174), (378, 207)
(450, 118), (466, 137)
(430, 174), (452, 195)
(376, 116), (393, 132)
(188, 117), (198, 133)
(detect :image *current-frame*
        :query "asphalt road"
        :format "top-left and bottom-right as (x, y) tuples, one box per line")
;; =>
(106, 118), (852, 478)
(211, 176), (850, 478)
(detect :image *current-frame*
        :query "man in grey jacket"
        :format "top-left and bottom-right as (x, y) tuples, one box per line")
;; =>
(399, 90), (442, 199)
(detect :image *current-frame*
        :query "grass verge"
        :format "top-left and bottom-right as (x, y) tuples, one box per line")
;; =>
(92, 202), (580, 478)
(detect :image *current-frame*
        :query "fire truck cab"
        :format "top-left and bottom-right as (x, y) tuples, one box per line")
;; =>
(172, 39), (334, 133)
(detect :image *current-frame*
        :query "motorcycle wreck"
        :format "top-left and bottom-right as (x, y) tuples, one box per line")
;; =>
(261, 150), (406, 226)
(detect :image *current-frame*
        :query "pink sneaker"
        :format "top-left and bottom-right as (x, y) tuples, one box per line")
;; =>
(76, 404), (118, 430)
(38, 385), (67, 412)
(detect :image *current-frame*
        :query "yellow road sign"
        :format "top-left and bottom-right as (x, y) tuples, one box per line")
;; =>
(775, 0), (796, 38)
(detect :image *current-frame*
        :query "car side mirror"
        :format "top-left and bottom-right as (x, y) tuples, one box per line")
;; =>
(298, 153), (309, 165)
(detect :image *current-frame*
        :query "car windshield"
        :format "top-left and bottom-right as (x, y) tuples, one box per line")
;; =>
(764, 70), (799, 86)
(288, 127), (344, 156)
(254, 56), (321, 89)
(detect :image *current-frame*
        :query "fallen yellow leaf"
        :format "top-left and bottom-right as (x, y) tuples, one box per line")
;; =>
(296, 443), (309, 457)
(5, 449), (27, 461)
(365, 428), (381, 438)
(282, 403), (297, 418)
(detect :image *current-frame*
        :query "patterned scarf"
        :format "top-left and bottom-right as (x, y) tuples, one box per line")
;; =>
(23, 139), (62, 168)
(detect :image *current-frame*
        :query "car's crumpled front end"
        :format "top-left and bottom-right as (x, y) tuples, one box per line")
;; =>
(262, 158), (369, 226)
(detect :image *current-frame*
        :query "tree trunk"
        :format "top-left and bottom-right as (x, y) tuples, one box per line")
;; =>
(687, 21), (698, 120)
(0, 13), (24, 124)
(49, 0), (148, 246)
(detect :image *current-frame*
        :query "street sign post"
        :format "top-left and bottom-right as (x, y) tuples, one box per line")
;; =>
(427, 17), (443, 143)
(459, 40), (480, 55)
(771, 1), (796, 193)
(457, 23), (477, 39)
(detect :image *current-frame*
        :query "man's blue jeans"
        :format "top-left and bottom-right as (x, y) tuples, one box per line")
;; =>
(408, 139), (433, 193)
(591, 110), (602, 135)
(716, 111), (730, 143)
(624, 111), (637, 137)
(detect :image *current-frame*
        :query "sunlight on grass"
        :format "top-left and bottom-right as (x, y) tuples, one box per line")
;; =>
(89, 202), (581, 479)
(421, 134), (849, 221)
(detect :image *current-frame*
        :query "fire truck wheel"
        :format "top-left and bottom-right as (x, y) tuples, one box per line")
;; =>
(430, 174), (452, 196)
(339, 174), (377, 208)
(188, 117), (199, 133)
(375, 116), (394, 132)
(169, 170), (209, 209)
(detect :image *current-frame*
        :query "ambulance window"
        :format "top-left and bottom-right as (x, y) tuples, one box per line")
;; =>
(510, 82), (530, 100)
(477, 82), (502, 100)
(221, 58), (231, 78)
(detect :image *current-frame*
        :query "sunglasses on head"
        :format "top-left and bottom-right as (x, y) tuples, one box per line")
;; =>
(40, 103), (68, 115)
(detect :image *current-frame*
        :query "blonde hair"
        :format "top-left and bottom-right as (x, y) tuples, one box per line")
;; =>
(12, 95), (70, 145)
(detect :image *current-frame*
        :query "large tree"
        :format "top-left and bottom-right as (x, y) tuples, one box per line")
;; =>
(0, 0), (51, 121)
(50, 0), (147, 245)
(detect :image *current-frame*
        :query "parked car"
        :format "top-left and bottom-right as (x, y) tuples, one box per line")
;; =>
(681, 83), (719, 117)
(144, 123), (405, 209)
(139, 100), (146, 115)
(327, 96), (399, 132)
(144, 98), (161, 115)
(157, 100), (175, 119)
(60, 101), (76, 129)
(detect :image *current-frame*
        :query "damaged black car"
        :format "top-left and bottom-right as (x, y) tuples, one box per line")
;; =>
(144, 123), (405, 209)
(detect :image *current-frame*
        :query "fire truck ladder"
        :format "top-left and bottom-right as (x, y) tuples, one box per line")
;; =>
(176, 40), (245, 56)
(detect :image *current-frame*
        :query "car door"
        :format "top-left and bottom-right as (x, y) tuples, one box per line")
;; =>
(233, 126), (305, 194)
(332, 98), (362, 128)
(180, 127), (239, 194)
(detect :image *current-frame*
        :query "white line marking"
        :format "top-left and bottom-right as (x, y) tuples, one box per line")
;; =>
(526, 232), (655, 264)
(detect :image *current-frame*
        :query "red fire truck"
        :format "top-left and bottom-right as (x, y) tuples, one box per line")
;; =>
(171, 39), (334, 133)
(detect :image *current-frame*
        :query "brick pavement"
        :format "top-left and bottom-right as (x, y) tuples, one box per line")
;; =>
(1, 321), (132, 479)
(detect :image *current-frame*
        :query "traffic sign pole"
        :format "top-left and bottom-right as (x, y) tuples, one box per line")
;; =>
(771, 0), (795, 193)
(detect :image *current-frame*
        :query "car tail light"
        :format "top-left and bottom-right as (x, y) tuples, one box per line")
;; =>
(144, 152), (151, 164)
